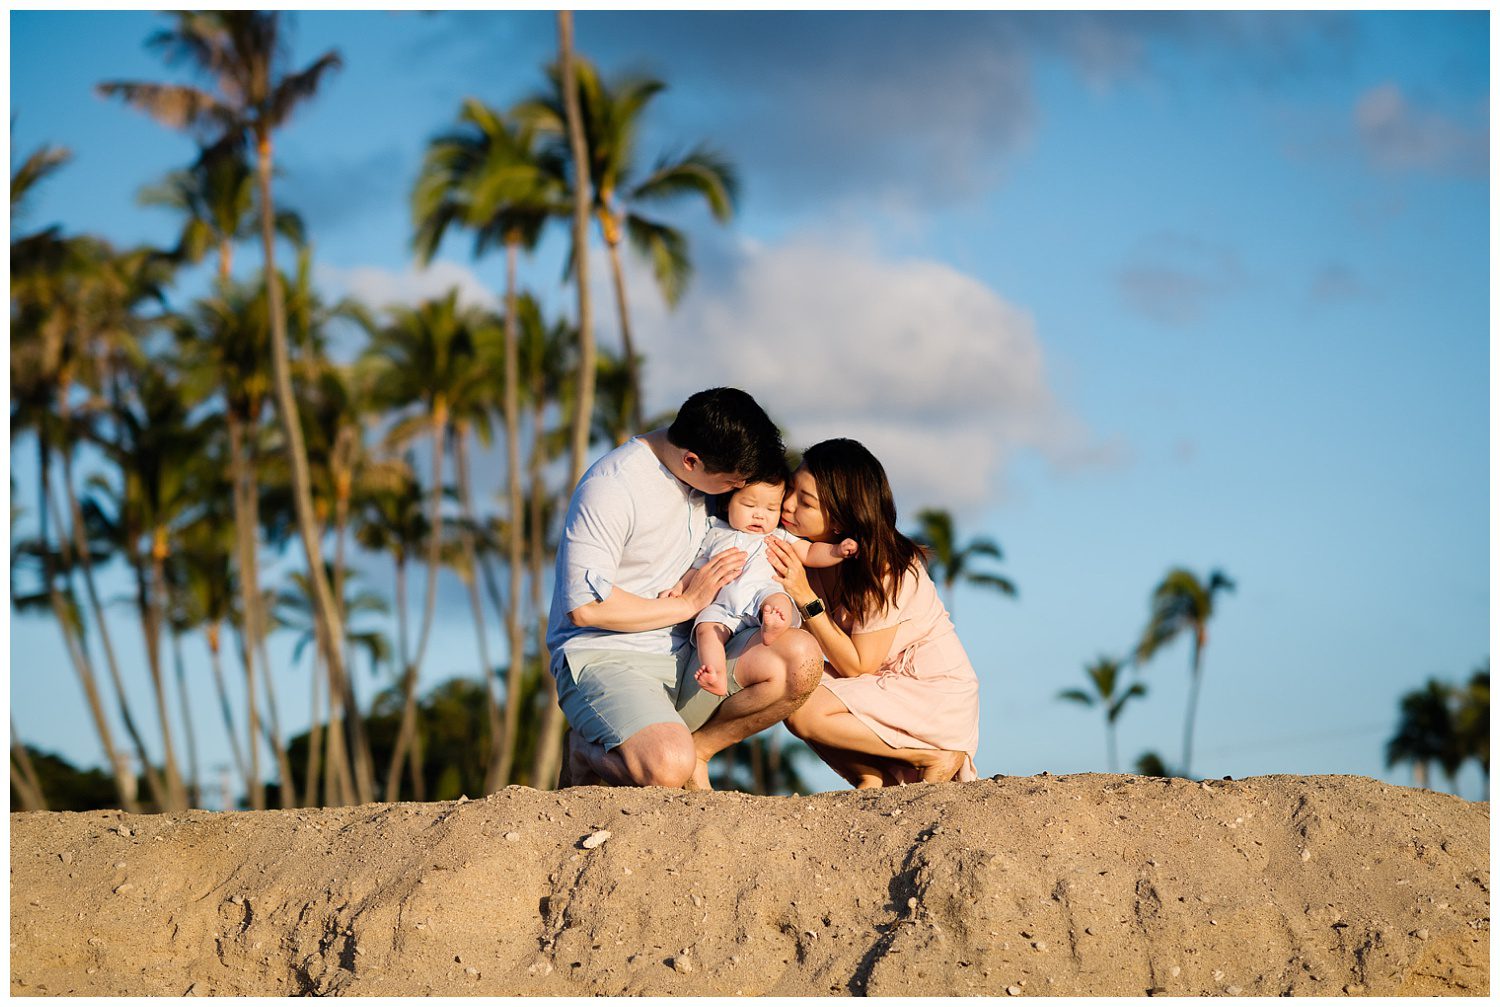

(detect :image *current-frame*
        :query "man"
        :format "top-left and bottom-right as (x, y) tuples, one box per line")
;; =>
(547, 387), (824, 788)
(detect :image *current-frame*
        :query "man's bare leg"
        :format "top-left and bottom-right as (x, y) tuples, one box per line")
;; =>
(569, 721), (697, 788)
(692, 622), (733, 697)
(689, 628), (824, 787)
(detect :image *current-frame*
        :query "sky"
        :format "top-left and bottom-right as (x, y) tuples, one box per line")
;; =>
(7, 10), (1492, 803)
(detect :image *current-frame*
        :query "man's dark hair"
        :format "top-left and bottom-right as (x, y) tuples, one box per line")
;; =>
(667, 387), (784, 480)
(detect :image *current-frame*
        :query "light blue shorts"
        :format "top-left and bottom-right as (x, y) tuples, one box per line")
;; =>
(558, 626), (758, 751)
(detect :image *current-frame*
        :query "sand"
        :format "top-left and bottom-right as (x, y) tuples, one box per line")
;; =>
(8, 773), (1489, 996)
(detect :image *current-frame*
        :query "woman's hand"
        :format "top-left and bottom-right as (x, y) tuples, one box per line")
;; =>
(682, 548), (746, 613)
(766, 535), (816, 607)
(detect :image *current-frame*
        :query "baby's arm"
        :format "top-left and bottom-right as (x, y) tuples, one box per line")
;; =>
(789, 534), (859, 569)
(657, 565), (698, 599)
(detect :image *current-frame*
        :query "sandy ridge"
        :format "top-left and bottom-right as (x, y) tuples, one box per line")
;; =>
(9, 773), (1489, 996)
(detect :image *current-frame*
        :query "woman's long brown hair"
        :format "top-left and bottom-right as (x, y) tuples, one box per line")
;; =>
(801, 439), (923, 626)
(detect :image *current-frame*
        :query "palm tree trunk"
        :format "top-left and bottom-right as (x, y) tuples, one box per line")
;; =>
(170, 627), (201, 806)
(390, 406), (447, 796)
(1413, 761), (1430, 790)
(304, 649), (323, 807)
(494, 238), (529, 788)
(383, 556), (418, 803)
(454, 432), (505, 794)
(529, 401), (565, 790)
(53, 438), (145, 812)
(206, 624), (250, 793)
(254, 130), (353, 803)
(226, 415), (265, 811)
(332, 468), (377, 805)
(1106, 717), (1119, 774)
(255, 640), (296, 808)
(558, 9), (597, 493)
(146, 533), (189, 810)
(385, 664), (420, 802)
(1182, 639), (1204, 778)
(602, 228), (643, 432)
(412, 406), (447, 667)
(11, 718), (48, 811)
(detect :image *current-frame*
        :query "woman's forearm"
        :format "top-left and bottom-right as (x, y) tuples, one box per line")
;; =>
(802, 612), (861, 676)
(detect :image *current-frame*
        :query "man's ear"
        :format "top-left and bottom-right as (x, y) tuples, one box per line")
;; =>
(681, 451), (702, 473)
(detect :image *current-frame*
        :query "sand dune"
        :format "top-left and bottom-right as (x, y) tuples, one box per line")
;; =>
(9, 773), (1488, 996)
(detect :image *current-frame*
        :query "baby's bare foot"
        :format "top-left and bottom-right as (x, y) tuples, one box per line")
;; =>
(694, 663), (728, 697)
(760, 595), (793, 643)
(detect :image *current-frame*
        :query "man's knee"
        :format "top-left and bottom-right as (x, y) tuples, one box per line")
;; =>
(618, 731), (696, 788)
(778, 630), (824, 701)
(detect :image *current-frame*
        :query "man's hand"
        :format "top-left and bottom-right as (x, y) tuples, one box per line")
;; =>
(683, 548), (745, 613)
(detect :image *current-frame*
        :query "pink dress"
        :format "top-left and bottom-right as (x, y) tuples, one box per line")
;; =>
(812, 561), (980, 781)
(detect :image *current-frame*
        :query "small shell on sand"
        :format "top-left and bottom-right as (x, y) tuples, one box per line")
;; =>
(582, 830), (612, 849)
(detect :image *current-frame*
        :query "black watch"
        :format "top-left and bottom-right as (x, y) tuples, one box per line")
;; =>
(798, 596), (825, 620)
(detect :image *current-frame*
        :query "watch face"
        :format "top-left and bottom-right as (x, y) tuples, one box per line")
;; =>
(803, 598), (824, 618)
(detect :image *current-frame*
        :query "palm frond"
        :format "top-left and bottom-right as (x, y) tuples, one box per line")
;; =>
(265, 50), (343, 129)
(624, 213), (692, 307)
(95, 81), (238, 137)
(11, 143), (72, 213)
(629, 146), (739, 221)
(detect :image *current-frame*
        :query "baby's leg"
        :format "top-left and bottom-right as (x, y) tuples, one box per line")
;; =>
(693, 621), (733, 697)
(758, 592), (795, 644)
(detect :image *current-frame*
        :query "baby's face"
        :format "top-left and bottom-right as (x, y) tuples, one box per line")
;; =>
(725, 481), (785, 534)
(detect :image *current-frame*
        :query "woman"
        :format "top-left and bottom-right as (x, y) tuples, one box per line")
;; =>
(766, 438), (979, 787)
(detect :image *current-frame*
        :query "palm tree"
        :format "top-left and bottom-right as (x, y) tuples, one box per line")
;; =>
(10, 226), (147, 812)
(1135, 567), (1235, 779)
(272, 564), (390, 807)
(358, 291), (492, 799)
(1386, 678), (1463, 792)
(170, 276), (277, 808)
(1057, 656), (1147, 773)
(413, 96), (563, 793)
(519, 296), (575, 789)
(1455, 663), (1489, 786)
(98, 13), (351, 779)
(517, 55), (739, 431)
(294, 357), (401, 805)
(91, 360), (217, 812)
(555, 10), (598, 496)
(10, 717), (49, 811)
(138, 144), (304, 282)
(909, 508), (1017, 619)
(351, 459), (439, 801)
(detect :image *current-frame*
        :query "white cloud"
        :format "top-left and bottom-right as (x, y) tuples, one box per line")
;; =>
(315, 259), (500, 313)
(620, 232), (1112, 512)
(1354, 83), (1487, 178)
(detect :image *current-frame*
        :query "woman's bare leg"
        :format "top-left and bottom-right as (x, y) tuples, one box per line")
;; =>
(787, 686), (966, 785)
(804, 737), (891, 790)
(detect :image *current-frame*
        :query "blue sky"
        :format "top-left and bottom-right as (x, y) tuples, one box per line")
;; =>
(8, 11), (1491, 801)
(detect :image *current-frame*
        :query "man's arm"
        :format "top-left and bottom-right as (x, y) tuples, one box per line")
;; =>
(570, 548), (746, 631)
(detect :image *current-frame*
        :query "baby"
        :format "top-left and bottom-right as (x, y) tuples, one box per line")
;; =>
(668, 465), (856, 697)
